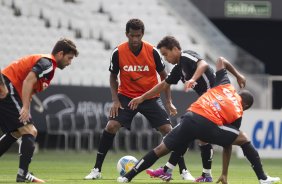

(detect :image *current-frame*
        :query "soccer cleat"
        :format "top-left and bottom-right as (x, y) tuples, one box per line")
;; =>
(16, 172), (45, 183)
(181, 169), (195, 181)
(259, 176), (280, 184)
(84, 168), (102, 180)
(146, 167), (172, 181)
(117, 176), (129, 183)
(195, 175), (213, 182)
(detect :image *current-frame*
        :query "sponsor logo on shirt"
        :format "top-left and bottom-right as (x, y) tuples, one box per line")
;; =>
(130, 76), (144, 82)
(123, 65), (149, 72)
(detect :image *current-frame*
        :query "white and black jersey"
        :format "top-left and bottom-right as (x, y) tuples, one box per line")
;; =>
(165, 50), (215, 96)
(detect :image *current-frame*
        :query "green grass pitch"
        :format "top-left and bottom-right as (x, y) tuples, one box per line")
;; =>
(0, 150), (281, 183)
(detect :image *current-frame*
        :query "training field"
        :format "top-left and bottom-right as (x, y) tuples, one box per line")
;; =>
(1, 150), (281, 184)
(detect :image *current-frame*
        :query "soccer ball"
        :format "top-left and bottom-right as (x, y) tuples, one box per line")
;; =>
(117, 155), (138, 176)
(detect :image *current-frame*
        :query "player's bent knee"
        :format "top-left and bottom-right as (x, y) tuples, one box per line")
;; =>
(198, 140), (208, 146)
(153, 142), (170, 157)
(233, 131), (250, 146)
(18, 124), (38, 137)
(105, 120), (120, 133)
(10, 131), (21, 139)
(158, 124), (172, 135)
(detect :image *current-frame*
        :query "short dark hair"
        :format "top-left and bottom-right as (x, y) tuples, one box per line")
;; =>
(157, 36), (181, 50)
(126, 19), (145, 34)
(239, 89), (254, 110)
(52, 38), (79, 56)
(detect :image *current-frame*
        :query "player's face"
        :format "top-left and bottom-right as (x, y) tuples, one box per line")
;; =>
(126, 28), (143, 49)
(159, 47), (179, 64)
(56, 52), (75, 70)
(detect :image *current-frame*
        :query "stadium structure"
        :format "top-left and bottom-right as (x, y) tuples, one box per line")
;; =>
(0, 0), (281, 151)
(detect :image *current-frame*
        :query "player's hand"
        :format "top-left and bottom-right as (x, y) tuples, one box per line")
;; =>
(166, 102), (177, 116)
(237, 74), (246, 88)
(184, 79), (197, 92)
(19, 107), (30, 123)
(216, 174), (228, 184)
(128, 96), (144, 110)
(110, 100), (123, 118)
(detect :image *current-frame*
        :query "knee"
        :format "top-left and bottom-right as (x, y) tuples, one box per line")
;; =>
(10, 131), (21, 139)
(233, 131), (250, 146)
(198, 140), (208, 146)
(105, 120), (120, 134)
(26, 126), (38, 137)
(158, 124), (172, 136)
(153, 142), (170, 157)
(18, 124), (38, 137)
(30, 128), (38, 137)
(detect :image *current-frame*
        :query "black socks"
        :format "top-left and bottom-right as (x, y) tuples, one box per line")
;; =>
(200, 144), (213, 171)
(94, 130), (115, 171)
(241, 142), (267, 180)
(18, 134), (35, 176)
(0, 133), (17, 157)
(124, 150), (159, 181)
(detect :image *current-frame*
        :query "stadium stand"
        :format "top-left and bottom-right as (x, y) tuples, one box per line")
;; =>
(0, 0), (264, 82)
(0, 0), (269, 151)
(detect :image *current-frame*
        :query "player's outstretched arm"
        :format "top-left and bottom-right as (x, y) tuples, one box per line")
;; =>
(184, 59), (208, 92)
(128, 80), (170, 110)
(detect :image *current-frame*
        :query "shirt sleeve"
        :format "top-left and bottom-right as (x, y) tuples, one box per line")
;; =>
(181, 50), (203, 71)
(187, 50), (204, 61)
(214, 69), (231, 87)
(165, 64), (182, 84)
(32, 58), (53, 79)
(153, 47), (165, 73)
(109, 47), (119, 74)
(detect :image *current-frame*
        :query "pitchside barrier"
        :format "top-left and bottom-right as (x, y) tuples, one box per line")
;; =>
(237, 110), (282, 158)
(30, 85), (198, 151)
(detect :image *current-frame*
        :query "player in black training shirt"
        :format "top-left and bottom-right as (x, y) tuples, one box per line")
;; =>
(129, 36), (246, 182)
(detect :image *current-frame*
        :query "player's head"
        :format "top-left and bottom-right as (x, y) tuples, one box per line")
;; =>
(157, 36), (182, 65)
(125, 19), (144, 49)
(52, 38), (79, 69)
(238, 89), (254, 111)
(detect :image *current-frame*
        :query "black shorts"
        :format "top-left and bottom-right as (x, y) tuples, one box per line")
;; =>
(164, 112), (239, 151)
(109, 94), (171, 130)
(0, 76), (33, 134)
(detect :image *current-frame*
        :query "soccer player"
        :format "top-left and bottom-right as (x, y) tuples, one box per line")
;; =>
(129, 36), (246, 182)
(117, 54), (280, 184)
(0, 38), (78, 183)
(84, 19), (193, 181)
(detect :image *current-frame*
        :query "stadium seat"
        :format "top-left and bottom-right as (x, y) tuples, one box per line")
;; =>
(74, 114), (94, 151)
(45, 114), (70, 151)
(130, 115), (152, 151)
(60, 113), (81, 151)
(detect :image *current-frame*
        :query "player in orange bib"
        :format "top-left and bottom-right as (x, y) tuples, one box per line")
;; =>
(117, 54), (280, 184)
(0, 38), (78, 183)
(84, 18), (193, 180)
